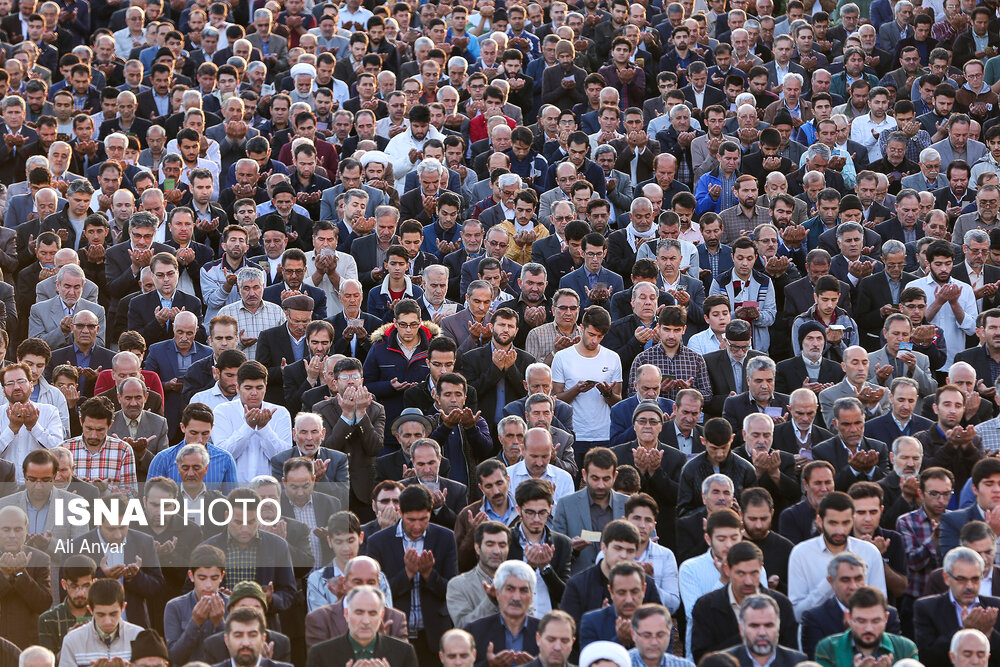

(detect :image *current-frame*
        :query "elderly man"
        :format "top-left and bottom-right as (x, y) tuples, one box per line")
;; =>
(0, 362), (63, 485)
(96, 351), (164, 415)
(814, 396), (890, 491)
(107, 376), (169, 479)
(144, 309), (212, 436)
(306, 585), (417, 667)
(28, 265), (105, 349)
(218, 266), (286, 361)
(902, 147), (948, 191)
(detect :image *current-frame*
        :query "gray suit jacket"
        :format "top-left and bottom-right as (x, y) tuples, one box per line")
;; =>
(246, 33), (288, 73)
(319, 183), (386, 219)
(109, 409), (169, 455)
(691, 133), (738, 179)
(538, 187), (568, 228)
(36, 274), (100, 303)
(28, 296), (105, 348)
(551, 488), (628, 575)
(605, 168), (632, 215)
(440, 308), (492, 355)
(930, 137), (988, 171)
(0, 227), (16, 278)
(818, 378), (891, 427)
(867, 346), (937, 398)
(470, 179), (492, 206)
(900, 172), (947, 191)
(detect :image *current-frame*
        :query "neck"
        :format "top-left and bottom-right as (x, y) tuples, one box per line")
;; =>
(27, 490), (48, 510)
(824, 537), (846, 554)
(183, 481), (205, 497)
(556, 321), (576, 335)
(502, 612), (526, 635)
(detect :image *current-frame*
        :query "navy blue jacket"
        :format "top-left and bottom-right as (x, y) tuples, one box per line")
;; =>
(361, 323), (433, 443)
(262, 281), (328, 320)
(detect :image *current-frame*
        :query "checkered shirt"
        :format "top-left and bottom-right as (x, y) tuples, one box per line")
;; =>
(525, 323), (582, 364)
(719, 205), (771, 246)
(64, 435), (138, 496)
(218, 300), (286, 360)
(896, 506), (940, 598)
(224, 532), (260, 588)
(627, 344), (713, 403)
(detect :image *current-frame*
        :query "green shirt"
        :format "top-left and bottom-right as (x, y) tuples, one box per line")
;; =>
(37, 602), (92, 656)
(348, 634), (378, 659)
(814, 629), (918, 667)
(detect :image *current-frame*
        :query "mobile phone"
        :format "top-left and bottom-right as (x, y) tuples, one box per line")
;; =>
(899, 342), (913, 351)
(593, 281), (608, 292)
(441, 303), (458, 317)
(663, 374), (676, 381)
(742, 300), (759, 309)
(829, 324), (845, 331)
(320, 248), (336, 259)
(764, 406), (783, 418)
(349, 318), (364, 328)
(798, 448), (813, 461)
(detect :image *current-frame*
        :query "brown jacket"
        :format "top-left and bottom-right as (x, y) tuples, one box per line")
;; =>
(304, 600), (408, 648)
(315, 398), (386, 507)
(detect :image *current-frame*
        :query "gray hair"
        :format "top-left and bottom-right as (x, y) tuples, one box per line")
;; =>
(743, 412), (773, 433)
(891, 435), (922, 456)
(19, 646), (54, 667)
(745, 356), (776, 377)
(416, 157), (445, 178)
(701, 473), (734, 496)
(422, 264), (449, 281)
(525, 362), (553, 382)
(344, 188), (369, 206)
(520, 262), (547, 281)
(1, 96), (24, 112)
(56, 264), (85, 283)
(950, 628), (990, 656)
(497, 173), (523, 189)
(104, 132), (128, 149)
(631, 197), (653, 215)
(944, 546), (985, 575)
(410, 437), (442, 458)
(882, 239), (906, 257)
(738, 594), (780, 626)
(467, 279), (492, 298)
(374, 205), (400, 222)
(175, 443), (210, 466)
(919, 147), (941, 163)
(836, 221), (865, 240)
(111, 351), (140, 372)
(806, 143), (831, 162)
(826, 552), (867, 579)
(67, 179), (95, 197)
(785, 73), (804, 88)
(236, 266), (266, 288)
(253, 8), (272, 21)
(294, 412), (323, 430)
(498, 414), (527, 432)
(965, 229), (990, 245)
(803, 171), (826, 187)
(832, 396), (864, 421)
(656, 239), (682, 254)
(669, 103), (691, 120)
(248, 475), (281, 491)
(493, 560), (537, 596)
(343, 584), (386, 610)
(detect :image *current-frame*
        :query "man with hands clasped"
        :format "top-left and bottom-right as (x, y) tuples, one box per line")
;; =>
(868, 315), (938, 398)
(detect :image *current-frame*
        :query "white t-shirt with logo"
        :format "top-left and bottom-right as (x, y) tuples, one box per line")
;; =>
(551, 345), (623, 441)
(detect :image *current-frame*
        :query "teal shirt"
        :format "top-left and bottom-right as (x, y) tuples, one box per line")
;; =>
(814, 629), (918, 667)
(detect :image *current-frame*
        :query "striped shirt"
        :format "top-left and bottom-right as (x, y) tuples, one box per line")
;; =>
(217, 300), (286, 360)
(627, 344), (713, 404)
(58, 620), (143, 667)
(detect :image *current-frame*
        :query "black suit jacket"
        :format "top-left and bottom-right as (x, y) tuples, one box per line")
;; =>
(703, 349), (765, 417)
(505, 521), (572, 608)
(164, 239), (216, 302)
(691, 586), (798, 662)
(465, 615), (539, 667)
(105, 240), (173, 312)
(206, 642), (291, 665)
(611, 441), (685, 550)
(365, 523), (458, 653)
(801, 595), (901, 659)
(813, 436), (890, 491)
(46, 344), (115, 393)
(772, 421), (833, 455)
(681, 84), (727, 111)
(782, 275), (853, 323)
(71, 528), (165, 628)
(374, 449), (451, 484)
(306, 633), (417, 667)
(181, 353), (216, 404)
(328, 311), (383, 362)
(955, 345), (995, 391)
(778, 498), (818, 544)
(722, 391), (791, 446)
(724, 645), (808, 667)
(460, 344), (535, 434)
(126, 289), (205, 346)
(854, 270), (918, 346)
(256, 323), (299, 403)
(774, 356), (845, 396)
(915, 592), (1000, 666)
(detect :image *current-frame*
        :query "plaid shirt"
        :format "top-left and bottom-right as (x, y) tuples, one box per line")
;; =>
(719, 205), (770, 246)
(396, 520), (426, 633)
(64, 435), (138, 496)
(218, 300), (286, 360)
(525, 323), (582, 365)
(291, 498), (322, 569)
(224, 532), (260, 588)
(37, 602), (91, 656)
(627, 344), (713, 403)
(979, 416), (1000, 454)
(896, 506), (940, 598)
(878, 129), (932, 164)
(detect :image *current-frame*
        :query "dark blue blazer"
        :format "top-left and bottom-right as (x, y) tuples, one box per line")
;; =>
(874, 217), (924, 245)
(800, 594), (901, 659)
(465, 614), (539, 667)
(864, 413), (933, 448)
(778, 499), (817, 544)
(145, 338), (212, 434)
(609, 395), (676, 446)
(70, 528), (165, 629)
(560, 564), (662, 628)
(697, 243), (734, 282)
(126, 290), (206, 346)
(364, 522), (458, 654)
(199, 530), (297, 613)
(262, 281), (328, 320)
(579, 605), (621, 647)
(46, 344), (115, 387)
(558, 266), (625, 308)
(914, 592), (1000, 667)
(940, 503), (985, 559)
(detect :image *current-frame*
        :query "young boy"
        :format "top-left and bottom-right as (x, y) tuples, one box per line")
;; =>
(305, 511), (394, 611)
(687, 294), (732, 356)
(162, 544), (228, 665)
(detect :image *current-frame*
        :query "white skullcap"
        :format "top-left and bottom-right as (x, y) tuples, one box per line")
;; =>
(579, 641), (631, 667)
(360, 151), (390, 167)
(290, 62), (317, 79)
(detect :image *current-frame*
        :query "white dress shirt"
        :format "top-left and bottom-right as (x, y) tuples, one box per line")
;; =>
(211, 399), (292, 482)
(787, 535), (887, 620)
(0, 402), (64, 484)
(507, 460), (575, 503)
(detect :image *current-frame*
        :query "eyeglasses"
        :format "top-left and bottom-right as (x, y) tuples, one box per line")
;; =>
(73, 323), (98, 329)
(521, 508), (550, 519)
(488, 240), (509, 249)
(395, 321), (421, 329)
(584, 251), (605, 259)
(338, 373), (362, 381)
(728, 343), (751, 352)
(3, 378), (29, 388)
(554, 305), (579, 312)
(283, 268), (306, 275)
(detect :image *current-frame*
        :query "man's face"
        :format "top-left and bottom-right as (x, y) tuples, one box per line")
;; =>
(947, 559), (985, 606)
(818, 507), (853, 548)
(742, 502), (772, 541)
